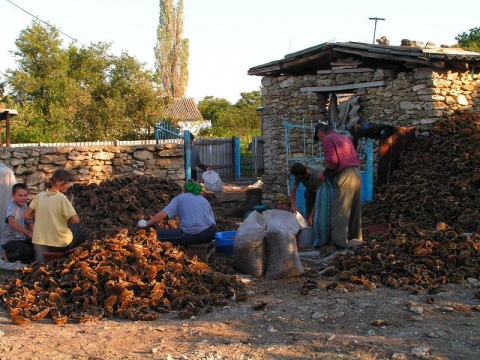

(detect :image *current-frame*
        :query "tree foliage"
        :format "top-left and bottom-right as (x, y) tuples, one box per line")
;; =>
(154, 0), (189, 98)
(6, 22), (72, 141)
(197, 96), (231, 123)
(4, 21), (164, 142)
(455, 27), (480, 52)
(198, 91), (262, 147)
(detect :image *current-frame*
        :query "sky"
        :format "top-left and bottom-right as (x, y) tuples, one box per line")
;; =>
(1, 0), (479, 104)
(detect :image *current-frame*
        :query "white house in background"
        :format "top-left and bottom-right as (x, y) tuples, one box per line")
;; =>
(163, 98), (211, 135)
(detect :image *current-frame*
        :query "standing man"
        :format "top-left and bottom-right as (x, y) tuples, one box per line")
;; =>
(289, 162), (324, 226)
(189, 134), (211, 181)
(313, 122), (362, 248)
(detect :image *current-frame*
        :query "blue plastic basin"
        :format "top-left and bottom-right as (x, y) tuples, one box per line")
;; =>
(215, 231), (236, 256)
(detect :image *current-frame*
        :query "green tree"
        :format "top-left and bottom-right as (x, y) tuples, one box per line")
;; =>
(197, 96), (231, 123)
(67, 45), (163, 140)
(6, 21), (73, 142)
(455, 27), (480, 52)
(6, 21), (164, 142)
(154, 0), (189, 98)
(199, 91), (262, 147)
(234, 91), (262, 107)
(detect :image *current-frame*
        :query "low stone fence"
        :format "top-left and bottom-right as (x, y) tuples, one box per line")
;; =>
(0, 143), (185, 194)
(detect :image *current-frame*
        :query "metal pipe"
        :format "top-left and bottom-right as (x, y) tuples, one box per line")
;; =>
(369, 17), (385, 44)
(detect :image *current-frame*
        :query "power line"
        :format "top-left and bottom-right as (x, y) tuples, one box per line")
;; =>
(6, 0), (87, 47)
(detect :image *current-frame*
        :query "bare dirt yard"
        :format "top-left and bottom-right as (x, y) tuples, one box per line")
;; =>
(0, 181), (479, 360)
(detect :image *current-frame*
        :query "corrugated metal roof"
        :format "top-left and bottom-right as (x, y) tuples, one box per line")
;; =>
(164, 98), (202, 122)
(248, 41), (480, 76)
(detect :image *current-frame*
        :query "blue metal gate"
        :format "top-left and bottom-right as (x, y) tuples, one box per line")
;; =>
(154, 122), (241, 181)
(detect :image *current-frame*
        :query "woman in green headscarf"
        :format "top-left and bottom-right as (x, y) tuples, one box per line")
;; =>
(137, 180), (216, 245)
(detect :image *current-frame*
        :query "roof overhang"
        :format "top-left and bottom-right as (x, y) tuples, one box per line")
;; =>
(0, 109), (19, 121)
(248, 41), (480, 77)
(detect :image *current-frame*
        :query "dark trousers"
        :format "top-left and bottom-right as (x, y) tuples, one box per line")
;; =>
(155, 224), (216, 246)
(191, 169), (198, 181)
(34, 224), (89, 263)
(305, 189), (316, 219)
(2, 239), (35, 264)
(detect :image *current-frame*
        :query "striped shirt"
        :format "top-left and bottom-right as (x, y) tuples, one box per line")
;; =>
(321, 131), (359, 176)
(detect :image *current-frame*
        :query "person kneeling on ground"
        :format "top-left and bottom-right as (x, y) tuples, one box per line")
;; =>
(137, 180), (216, 246)
(1, 183), (35, 263)
(23, 169), (88, 264)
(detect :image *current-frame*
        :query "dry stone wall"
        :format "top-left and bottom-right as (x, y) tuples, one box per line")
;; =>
(259, 76), (328, 204)
(0, 144), (184, 195)
(356, 67), (480, 130)
(259, 66), (480, 204)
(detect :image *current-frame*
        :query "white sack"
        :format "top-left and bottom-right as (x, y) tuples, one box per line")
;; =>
(202, 170), (224, 192)
(262, 209), (304, 279)
(233, 211), (266, 278)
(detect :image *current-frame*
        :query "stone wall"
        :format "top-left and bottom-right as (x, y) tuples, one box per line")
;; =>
(259, 66), (480, 204)
(259, 76), (329, 204)
(355, 67), (480, 130)
(0, 143), (185, 195)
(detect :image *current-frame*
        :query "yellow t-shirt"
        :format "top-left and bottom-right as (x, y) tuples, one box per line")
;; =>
(30, 190), (77, 247)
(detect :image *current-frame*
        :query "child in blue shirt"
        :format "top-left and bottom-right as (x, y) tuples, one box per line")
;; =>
(1, 183), (34, 263)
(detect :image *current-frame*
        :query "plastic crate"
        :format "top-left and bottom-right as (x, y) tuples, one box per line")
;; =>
(214, 231), (236, 256)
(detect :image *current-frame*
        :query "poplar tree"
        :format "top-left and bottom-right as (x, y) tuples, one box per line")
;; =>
(154, 0), (189, 98)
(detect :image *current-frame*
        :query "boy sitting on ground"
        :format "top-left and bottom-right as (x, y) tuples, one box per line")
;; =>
(1, 183), (34, 263)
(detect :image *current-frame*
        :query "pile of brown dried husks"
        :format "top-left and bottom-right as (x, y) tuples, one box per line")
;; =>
(329, 111), (480, 290)
(70, 175), (183, 240)
(0, 229), (246, 325)
(363, 111), (480, 232)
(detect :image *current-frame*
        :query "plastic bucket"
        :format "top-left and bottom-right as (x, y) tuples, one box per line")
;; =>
(299, 227), (315, 250)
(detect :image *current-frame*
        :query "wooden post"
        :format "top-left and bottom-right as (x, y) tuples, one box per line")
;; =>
(5, 112), (11, 147)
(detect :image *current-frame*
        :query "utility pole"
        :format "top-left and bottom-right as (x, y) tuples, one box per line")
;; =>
(369, 17), (385, 44)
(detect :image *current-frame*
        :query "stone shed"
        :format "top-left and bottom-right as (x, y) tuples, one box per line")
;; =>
(247, 41), (480, 204)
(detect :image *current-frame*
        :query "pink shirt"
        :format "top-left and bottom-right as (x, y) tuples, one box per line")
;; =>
(321, 131), (359, 176)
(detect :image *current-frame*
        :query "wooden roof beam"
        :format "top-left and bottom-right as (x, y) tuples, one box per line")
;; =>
(300, 80), (387, 93)
(334, 48), (445, 68)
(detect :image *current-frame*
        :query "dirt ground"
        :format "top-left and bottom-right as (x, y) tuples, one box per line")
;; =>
(0, 181), (479, 360)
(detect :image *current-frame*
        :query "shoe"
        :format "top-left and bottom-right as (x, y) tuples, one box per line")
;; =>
(347, 239), (363, 248)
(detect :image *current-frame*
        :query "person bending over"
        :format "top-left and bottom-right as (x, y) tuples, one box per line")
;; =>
(189, 134), (212, 181)
(289, 162), (324, 225)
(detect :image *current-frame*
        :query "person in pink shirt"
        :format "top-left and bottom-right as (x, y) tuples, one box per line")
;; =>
(314, 122), (362, 248)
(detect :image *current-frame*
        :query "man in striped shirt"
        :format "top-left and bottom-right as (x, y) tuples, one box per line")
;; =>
(314, 122), (363, 248)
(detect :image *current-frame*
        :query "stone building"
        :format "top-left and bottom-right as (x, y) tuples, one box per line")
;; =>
(247, 41), (480, 203)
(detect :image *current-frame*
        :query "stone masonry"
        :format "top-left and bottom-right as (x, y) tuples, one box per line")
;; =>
(0, 144), (184, 196)
(259, 66), (480, 204)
